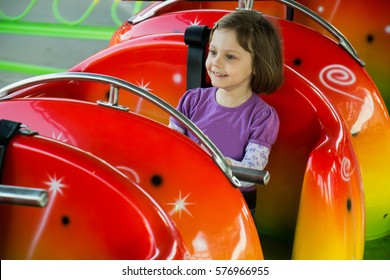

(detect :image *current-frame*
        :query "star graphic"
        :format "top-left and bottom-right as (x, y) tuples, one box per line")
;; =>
(45, 174), (66, 195)
(189, 17), (201, 26)
(166, 191), (195, 219)
(51, 131), (68, 142)
(136, 79), (152, 92)
(29, 174), (66, 258)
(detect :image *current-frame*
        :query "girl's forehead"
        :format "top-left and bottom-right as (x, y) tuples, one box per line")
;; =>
(210, 28), (246, 52)
(212, 28), (237, 43)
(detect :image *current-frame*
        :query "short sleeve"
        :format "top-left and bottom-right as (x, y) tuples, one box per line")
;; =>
(169, 88), (201, 131)
(249, 107), (279, 150)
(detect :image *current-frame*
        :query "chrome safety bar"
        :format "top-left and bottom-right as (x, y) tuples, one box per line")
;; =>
(129, 0), (364, 66)
(0, 72), (271, 187)
(275, 0), (364, 66)
(231, 166), (270, 185)
(0, 184), (48, 207)
(237, 0), (254, 10)
(130, 0), (179, 24)
(98, 84), (130, 111)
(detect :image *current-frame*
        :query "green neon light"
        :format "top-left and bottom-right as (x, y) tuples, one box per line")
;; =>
(0, 60), (66, 75)
(0, 0), (148, 27)
(0, 1), (150, 76)
(0, 21), (116, 40)
(0, 0), (37, 21)
(111, 0), (123, 26)
(52, 0), (99, 26)
(112, 1), (146, 26)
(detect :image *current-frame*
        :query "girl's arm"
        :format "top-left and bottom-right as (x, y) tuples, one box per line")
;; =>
(227, 142), (270, 170)
(226, 143), (270, 187)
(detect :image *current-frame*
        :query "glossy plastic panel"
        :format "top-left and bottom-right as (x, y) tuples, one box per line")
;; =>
(0, 99), (262, 260)
(263, 67), (364, 259)
(279, 18), (390, 241)
(0, 134), (187, 260)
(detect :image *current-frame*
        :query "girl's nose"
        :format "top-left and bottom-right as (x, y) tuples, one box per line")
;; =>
(211, 54), (222, 67)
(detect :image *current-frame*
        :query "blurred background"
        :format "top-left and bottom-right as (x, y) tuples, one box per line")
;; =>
(0, 0), (148, 87)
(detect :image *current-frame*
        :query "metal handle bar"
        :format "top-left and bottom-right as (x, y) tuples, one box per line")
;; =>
(130, 0), (179, 24)
(130, 0), (364, 66)
(0, 184), (48, 207)
(274, 0), (364, 66)
(232, 0), (365, 65)
(231, 166), (270, 185)
(0, 72), (271, 186)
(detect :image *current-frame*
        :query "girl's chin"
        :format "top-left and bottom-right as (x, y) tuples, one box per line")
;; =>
(210, 77), (226, 86)
(210, 81), (222, 88)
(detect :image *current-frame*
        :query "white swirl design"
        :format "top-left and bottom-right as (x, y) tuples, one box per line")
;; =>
(319, 64), (374, 134)
(319, 64), (360, 100)
(341, 157), (353, 182)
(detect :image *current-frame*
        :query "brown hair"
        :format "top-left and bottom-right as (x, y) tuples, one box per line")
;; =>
(210, 10), (284, 93)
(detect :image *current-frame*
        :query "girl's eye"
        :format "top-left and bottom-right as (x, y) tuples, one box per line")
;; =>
(226, 55), (236, 60)
(209, 50), (217, 56)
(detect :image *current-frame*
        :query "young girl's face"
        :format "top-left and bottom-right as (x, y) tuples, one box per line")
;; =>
(206, 28), (254, 94)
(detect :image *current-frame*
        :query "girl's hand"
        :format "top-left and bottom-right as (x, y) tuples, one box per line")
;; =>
(225, 157), (232, 165)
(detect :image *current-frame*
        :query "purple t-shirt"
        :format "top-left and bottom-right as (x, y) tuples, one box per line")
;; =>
(170, 87), (279, 161)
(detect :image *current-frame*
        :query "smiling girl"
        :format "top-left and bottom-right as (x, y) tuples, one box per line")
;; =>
(169, 10), (284, 215)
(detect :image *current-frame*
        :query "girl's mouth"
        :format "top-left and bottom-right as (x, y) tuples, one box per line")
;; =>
(212, 71), (227, 77)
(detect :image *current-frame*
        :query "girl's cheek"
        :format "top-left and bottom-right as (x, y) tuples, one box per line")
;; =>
(205, 58), (211, 69)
